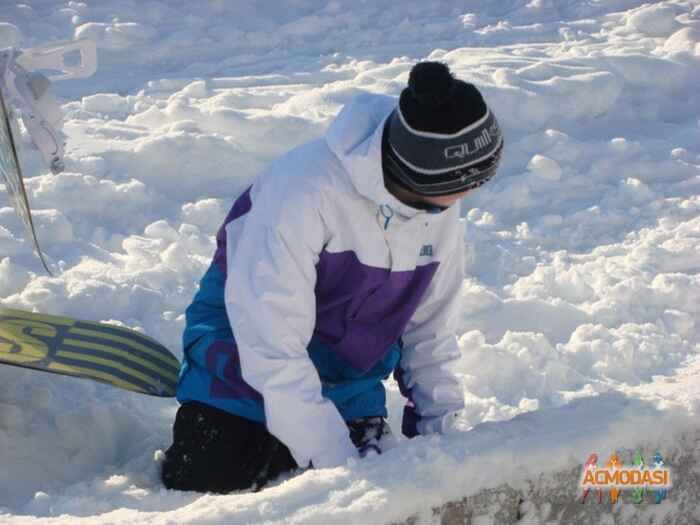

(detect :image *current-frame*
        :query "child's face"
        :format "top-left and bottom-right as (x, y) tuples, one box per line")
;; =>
(415, 188), (471, 208)
(383, 173), (473, 210)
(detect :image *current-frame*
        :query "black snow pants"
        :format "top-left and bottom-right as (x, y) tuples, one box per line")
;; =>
(161, 401), (392, 494)
(161, 401), (298, 494)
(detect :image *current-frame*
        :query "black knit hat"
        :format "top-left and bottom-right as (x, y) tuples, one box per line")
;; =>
(383, 62), (503, 196)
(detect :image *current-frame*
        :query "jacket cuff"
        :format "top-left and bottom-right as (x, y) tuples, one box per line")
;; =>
(403, 404), (462, 437)
(311, 436), (359, 469)
(417, 409), (461, 435)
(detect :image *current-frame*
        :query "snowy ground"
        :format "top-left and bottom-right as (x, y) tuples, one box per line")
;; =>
(1, 1), (700, 523)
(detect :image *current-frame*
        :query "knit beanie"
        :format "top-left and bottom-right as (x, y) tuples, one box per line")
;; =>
(383, 62), (503, 196)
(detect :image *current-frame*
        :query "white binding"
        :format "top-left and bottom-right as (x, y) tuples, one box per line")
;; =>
(0, 40), (97, 174)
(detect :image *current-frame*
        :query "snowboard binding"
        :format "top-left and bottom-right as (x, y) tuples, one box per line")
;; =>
(0, 39), (96, 174)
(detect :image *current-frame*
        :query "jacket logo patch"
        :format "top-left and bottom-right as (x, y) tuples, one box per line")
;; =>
(420, 244), (433, 257)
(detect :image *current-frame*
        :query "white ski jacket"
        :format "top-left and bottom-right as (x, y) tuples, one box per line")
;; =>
(221, 93), (466, 469)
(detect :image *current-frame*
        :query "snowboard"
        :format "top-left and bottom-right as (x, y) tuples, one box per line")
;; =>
(0, 88), (52, 273)
(0, 307), (180, 396)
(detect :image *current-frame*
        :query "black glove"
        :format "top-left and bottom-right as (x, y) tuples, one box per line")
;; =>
(347, 416), (396, 457)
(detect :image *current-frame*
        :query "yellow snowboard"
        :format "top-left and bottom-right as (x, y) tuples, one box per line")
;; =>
(0, 307), (180, 396)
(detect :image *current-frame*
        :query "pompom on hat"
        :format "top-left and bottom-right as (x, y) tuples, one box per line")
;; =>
(383, 62), (503, 196)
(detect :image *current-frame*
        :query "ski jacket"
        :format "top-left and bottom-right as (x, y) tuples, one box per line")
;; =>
(177, 93), (466, 470)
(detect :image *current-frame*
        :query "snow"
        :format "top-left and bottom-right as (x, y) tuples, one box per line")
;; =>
(1, 0), (700, 523)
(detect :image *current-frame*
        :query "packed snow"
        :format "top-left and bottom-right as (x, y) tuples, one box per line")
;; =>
(1, 1), (699, 523)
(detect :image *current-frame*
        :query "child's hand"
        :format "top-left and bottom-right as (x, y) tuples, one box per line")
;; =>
(347, 416), (398, 457)
(417, 409), (463, 435)
(358, 443), (382, 458)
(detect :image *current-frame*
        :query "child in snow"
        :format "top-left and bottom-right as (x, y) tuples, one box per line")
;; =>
(161, 62), (503, 493)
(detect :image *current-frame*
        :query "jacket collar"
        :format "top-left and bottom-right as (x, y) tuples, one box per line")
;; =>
(325, 93), (426, 221)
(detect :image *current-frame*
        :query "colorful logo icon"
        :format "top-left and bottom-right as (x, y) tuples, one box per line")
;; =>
(580, 451), (671, 504)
